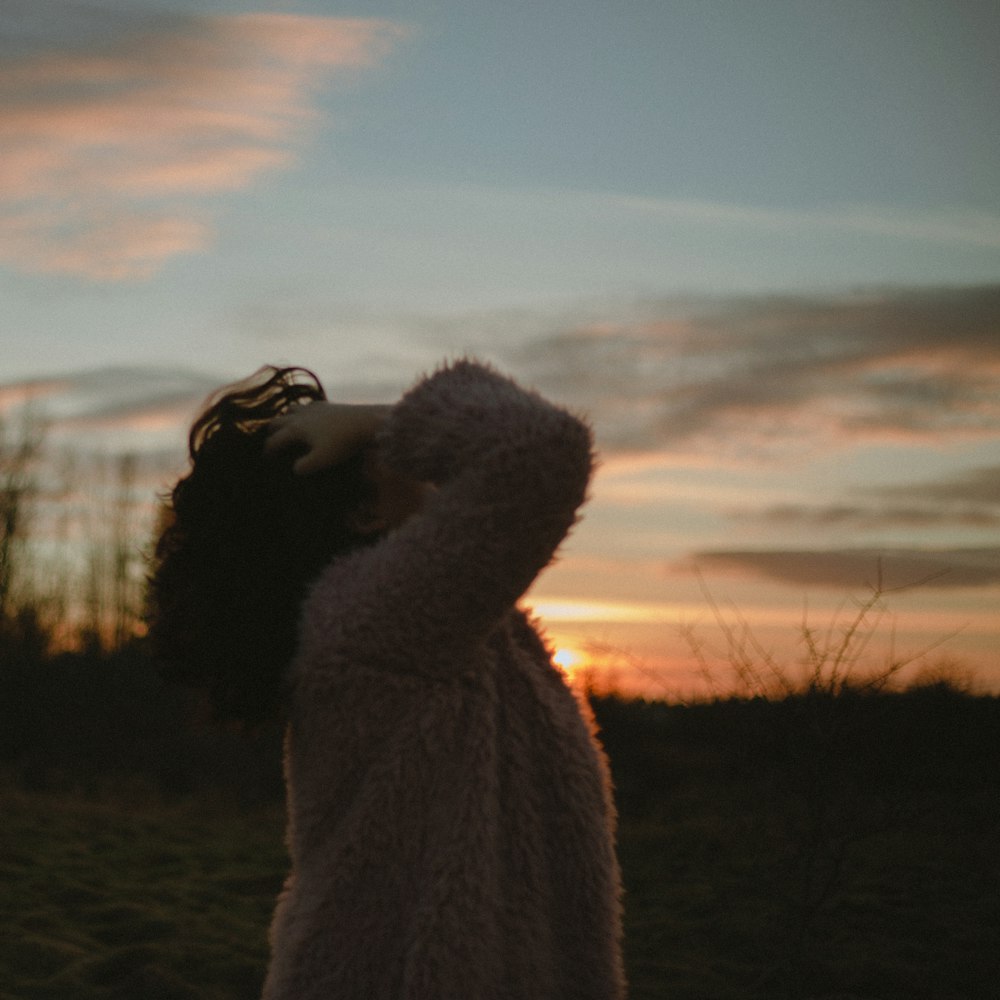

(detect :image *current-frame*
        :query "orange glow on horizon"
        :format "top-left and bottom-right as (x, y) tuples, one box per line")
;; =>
(552, 646), (586, 676)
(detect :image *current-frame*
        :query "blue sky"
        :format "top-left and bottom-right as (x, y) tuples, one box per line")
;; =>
(2, 0), (999, 693)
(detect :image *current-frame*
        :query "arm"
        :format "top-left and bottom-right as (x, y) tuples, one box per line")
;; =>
(298, 360), (593, 679)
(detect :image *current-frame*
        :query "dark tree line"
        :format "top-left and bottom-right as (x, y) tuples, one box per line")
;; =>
(0, 411), (156, 651)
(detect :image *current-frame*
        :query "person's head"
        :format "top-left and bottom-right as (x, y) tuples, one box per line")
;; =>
(145, 366), (377, 729)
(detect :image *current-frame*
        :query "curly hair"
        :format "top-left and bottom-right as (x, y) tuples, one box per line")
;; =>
(146, 366), (376, 729)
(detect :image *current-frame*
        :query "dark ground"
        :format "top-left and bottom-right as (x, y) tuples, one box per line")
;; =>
(2, 644), (999, 999)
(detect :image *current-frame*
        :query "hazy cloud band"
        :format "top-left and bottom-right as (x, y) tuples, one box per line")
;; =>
(515, 284), (1000, 456)
(691, 548), (1000, 591)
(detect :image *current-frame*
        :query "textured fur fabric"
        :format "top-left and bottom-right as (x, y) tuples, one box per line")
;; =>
(263, 361), (625, 1000)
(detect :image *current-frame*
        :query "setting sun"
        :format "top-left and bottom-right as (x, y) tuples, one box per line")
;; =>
(552, 646), (586, 677)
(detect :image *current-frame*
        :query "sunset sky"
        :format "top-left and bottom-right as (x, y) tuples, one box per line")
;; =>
(2, 0), (999, 695)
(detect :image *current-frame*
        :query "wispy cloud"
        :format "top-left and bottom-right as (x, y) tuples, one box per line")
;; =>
(7, 284), (1000, 473)
(607, 194), (1000, 250)
(513, 284), (1000, 457)
(748, 503), (1000, 532)
(0, 366), (219, 443)
(689, 548), (1000, 591)
(877, 465), (1000, 509)
(0, 5), (404, 279)
(744, 466), (1000, 531)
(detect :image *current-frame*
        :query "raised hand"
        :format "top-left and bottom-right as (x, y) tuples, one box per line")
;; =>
(264, 401), (390, 475)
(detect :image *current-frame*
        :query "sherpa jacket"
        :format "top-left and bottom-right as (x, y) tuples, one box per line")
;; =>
(263, 360), (625, 1000)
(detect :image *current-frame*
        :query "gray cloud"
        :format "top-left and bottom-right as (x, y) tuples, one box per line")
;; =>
(750, 504), (1000, 531)
(511, 284), (1000, 455)
(877, 465), (1000, 508)
(743, 465), (1000, 531)
(0, 366), (220, 443)
(690, 547), (1000, 591)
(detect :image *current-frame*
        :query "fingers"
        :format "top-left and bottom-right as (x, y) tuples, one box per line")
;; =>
(264, 410), (337, 475)
(263, 418), (300, 458)
(262, 401), (389, 475)
(290, 449), (326, 476)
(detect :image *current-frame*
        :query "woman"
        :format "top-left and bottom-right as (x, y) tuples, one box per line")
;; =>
(148, 359), (625, 999)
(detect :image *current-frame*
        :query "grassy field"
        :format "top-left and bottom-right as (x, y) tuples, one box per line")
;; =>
(3, 690), (999, 1000)
(1, 782), (284, 1000)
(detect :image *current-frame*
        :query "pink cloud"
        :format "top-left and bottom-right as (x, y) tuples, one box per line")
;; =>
(0, 377), (68, 412)
(1, 209), (210, 281)
(0, 12), (405, 280)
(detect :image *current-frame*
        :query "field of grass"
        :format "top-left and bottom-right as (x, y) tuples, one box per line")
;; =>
(1, 781), (284, 1000)
(3, 689), (999, 1000)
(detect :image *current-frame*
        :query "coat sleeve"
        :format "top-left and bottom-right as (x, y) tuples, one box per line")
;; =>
(296, 359), (594, 679)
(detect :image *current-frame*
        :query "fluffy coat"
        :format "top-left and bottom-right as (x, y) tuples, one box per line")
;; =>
(263, 361), (625, 999)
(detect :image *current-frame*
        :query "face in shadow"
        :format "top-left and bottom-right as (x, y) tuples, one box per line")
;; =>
(351, 448), (432, 536)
